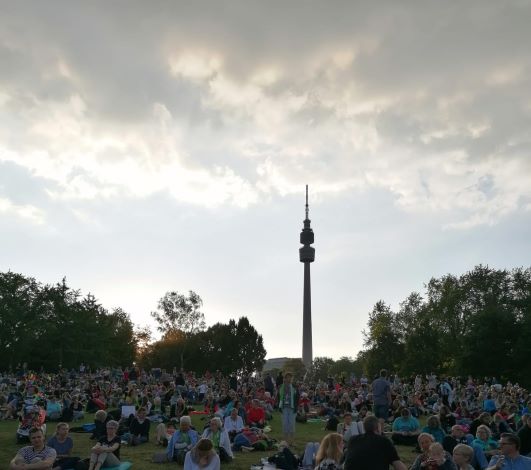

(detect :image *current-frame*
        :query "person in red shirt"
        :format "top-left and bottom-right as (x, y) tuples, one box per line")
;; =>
(247, 400), (266, 428)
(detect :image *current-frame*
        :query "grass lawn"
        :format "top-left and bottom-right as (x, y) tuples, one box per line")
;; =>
(0, 413), (419, 469)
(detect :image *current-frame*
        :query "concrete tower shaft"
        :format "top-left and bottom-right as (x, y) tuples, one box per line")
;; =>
(300, 185), (315, 369)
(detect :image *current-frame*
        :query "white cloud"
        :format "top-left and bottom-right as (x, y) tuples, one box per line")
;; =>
(0, 197), (45, 224)
(0, 1), (530, 230)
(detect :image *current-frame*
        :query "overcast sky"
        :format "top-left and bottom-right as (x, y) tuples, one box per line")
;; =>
(1, 1), (530, 361)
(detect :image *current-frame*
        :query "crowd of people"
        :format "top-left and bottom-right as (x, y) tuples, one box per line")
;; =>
(1, 364), (531, 469)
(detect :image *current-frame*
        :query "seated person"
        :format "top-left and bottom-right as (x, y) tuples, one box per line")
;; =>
(71, 395), (85, 421)
(46, 396), (63, 422)
(438, 406), (457, 434)
(422, 415), (447, 444)
(315, 433), (344, 470)
(166, 415), (199, 464)
(122, 406), (150, 446)
(391, 408), (420, 446)
(155, 418), (177, 446)
(337, 412), (363, 443)
(411, 433), (437, 470)
(246, 399), (266, 428)
(423, 442), (456, 470)
(469, 413), (493, 438)
(472, 425), (499, 460)
(517, 413), (531, 457)
(443, 425), (473, 452)
(299, 392), (311, 413)
(223, 408), (244, 441)
(184, 438), (220, 470)
(452, 443), (475, 470)
(201, 417), (233, 462)
(91, 410), (110, 440)
(10, 427), (57, 470)
(88, 420), (121, 470)
(486, 432), (531, 469)
(47, 422), (80, 470)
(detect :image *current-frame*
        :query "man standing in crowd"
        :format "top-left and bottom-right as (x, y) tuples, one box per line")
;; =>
(344, 415), (407, 470)
(371, 369), (392, 433)
(278, 372), (297, 445)
(10, 427), (57, 470)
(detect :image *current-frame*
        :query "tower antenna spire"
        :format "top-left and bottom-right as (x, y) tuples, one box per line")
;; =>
(305, 184), (309, 220)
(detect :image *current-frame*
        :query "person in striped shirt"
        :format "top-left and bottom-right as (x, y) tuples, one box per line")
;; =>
(10, 427), (57, 470)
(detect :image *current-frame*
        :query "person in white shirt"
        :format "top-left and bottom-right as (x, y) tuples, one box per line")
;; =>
(223, 408), (244, 441)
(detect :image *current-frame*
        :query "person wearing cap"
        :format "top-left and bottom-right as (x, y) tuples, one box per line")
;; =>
(166, 415), (199, 464)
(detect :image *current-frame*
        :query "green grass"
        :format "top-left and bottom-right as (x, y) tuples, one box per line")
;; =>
(0, 413), (419, 469)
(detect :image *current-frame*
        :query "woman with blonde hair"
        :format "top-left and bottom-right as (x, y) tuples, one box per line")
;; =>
(452, 443), (474, 470)
(315, 433), (344, 470)
(184, 439), (220, 470)
(471, 424), (498, 459)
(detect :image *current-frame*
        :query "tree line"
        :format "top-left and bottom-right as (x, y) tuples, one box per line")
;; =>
(0, 271), (266, 374)
(0, 271), (136, 370)
(357, 265), (531, 386)
(1, 265), (529, 383)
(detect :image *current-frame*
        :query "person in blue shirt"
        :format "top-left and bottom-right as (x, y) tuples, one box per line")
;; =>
(486, 433), (531, 469)
(422, 415), (446, 444)
(392, 408), (421, 446)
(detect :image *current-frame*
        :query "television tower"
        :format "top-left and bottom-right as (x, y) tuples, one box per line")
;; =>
(299, 185), (315, 369)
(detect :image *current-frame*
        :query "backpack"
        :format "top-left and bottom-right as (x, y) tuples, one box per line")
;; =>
(325, 415), (339, 431)
(268, 447), (299, 470)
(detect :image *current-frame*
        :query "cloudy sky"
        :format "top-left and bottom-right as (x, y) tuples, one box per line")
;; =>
(1, 1), (530, 360)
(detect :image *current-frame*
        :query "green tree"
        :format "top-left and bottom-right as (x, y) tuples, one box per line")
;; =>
(362, 301), (403, 376)
(151, 290), (206, 370)
(0, 271), (41, 369)
(308, 356), (335, 382)
(283, 358), (306, 380)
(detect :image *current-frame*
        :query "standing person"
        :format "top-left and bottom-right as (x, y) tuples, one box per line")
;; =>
(371, 369), (392, 433)
(276, 371), (284, 389)
(10, 427), (57, 470)
(343, 415), (407, 470)
(264, 373), (275, 397)
(278, 372), (298, 445)
(486, 433), (531, 469)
